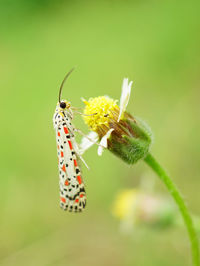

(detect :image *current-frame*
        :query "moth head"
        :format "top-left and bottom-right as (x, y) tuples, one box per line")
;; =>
(58, 100), (71, 110)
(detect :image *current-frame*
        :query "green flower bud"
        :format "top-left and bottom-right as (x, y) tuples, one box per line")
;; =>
(107, 114), (152, 164)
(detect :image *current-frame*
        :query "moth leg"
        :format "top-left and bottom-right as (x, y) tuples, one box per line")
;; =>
(74, 128), (103, 148)
(70, 106), (83, 110)
(79, 155), (89, 170)
(72, 139), (90, 170)
(73, 111), (97, 116)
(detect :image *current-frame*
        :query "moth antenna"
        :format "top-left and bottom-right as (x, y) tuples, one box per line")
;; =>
(58, 68), (75, 102)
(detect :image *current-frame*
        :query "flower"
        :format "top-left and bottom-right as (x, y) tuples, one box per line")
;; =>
(112, 189), (177, 232)
(80, 78), (152, 164)
(112, 189), (139, 220)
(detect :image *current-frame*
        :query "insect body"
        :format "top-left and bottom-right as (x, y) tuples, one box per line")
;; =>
(53, 69), (86, 212)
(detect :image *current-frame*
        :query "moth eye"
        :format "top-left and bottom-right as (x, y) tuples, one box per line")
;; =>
(60, 102), (66, 109)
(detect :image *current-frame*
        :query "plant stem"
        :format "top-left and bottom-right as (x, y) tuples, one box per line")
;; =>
(144, 153), (199, 266)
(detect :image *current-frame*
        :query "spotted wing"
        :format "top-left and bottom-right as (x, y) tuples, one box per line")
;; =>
(56, 124), (86, 212)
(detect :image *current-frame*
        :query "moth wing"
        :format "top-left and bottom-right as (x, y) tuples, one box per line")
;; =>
(56, 125), (86, 212)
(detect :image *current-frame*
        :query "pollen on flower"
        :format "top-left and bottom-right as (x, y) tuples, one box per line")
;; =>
(83, 96), (119, 131)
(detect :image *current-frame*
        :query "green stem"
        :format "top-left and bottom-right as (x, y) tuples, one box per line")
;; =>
(144, 153), (199, 266)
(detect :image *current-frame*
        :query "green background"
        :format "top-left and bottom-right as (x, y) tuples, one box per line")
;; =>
(0, 0), (199, 265)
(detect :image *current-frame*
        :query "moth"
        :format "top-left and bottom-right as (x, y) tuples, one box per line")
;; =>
(53, 69), (86, 212)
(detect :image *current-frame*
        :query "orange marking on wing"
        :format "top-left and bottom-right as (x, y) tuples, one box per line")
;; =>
(60, 197), (66, 203)
(74, 160), (77, 167)
(80, 194), (84, 198)
(57, 145), (59, 149)
(77, 175), (82, 184)
(65, 180), (69, 186)
(62, 165), (66, 172)
(61, 151), (64, 157)
(64, 127), (69, 134)
(75, 198), (79, 203)
(58, 131), (60, 137)
(68, 141), (72, 150)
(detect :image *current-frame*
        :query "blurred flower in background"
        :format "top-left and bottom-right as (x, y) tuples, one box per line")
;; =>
(112, 189), (178, 233)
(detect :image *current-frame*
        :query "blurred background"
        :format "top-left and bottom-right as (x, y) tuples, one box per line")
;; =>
(0, 0), (200, 265)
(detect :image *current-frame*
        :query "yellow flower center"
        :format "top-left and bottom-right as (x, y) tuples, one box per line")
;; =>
(83, 96), (119, 131)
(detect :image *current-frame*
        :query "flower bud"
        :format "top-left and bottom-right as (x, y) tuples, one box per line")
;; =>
(107, 113), (152, 164)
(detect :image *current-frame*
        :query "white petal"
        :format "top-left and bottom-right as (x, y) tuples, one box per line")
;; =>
(118, 78), (133, 122)
(98, 128), (114, 156)
(79, 131), (99, 154)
